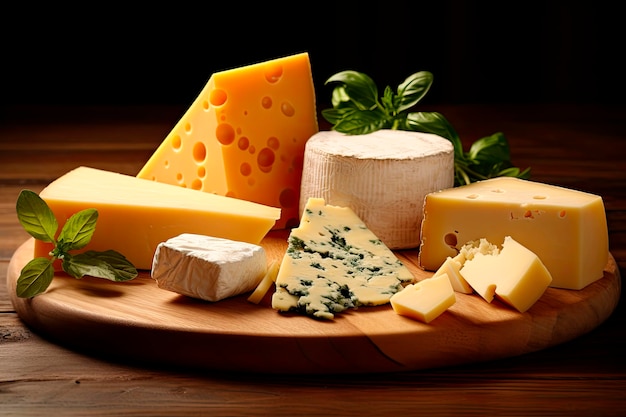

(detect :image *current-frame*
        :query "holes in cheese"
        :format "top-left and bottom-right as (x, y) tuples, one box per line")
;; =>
(299, 129), (454, 250)
(137, 52), (319, 229)
(33, 167), (281, 270)
(419, 177), (609, 290)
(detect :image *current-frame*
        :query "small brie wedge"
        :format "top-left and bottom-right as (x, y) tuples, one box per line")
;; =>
(152, 233), (267, 302)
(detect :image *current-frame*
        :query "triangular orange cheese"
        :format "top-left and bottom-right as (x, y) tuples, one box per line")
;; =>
(137, 52), (318, 229)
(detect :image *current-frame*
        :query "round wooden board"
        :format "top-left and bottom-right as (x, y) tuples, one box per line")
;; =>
(7, 232), (621, 374)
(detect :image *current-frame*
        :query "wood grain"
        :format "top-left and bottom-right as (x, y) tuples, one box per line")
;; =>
(2, 103), (626, 415)
(7, 234), (620, 374)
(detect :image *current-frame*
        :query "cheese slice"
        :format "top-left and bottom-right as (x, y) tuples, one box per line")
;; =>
(137, 52), (318, 229)
(459, 236), (552, 313)
(272, 197), (415, 319)
(390, 273), (456, 323)
(33, 166), (280, 270)
(247, 260), (279, 304)
(299, 129), (454, 249)
(151, 234), (266, 302)
(418, 177), (608, 290)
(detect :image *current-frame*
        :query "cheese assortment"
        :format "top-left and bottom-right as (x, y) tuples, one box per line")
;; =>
(299, 129), (454, 249)
(23, 53), (613, 329)
(271, 197), (415, 319)
(419, 177), (609, 290)
(33, 166), (281, 270)
(390, 273), (456, 323)
(458, 237), (552, 312)
(137, 52), (318, 229)
(151, 234), (267, 302)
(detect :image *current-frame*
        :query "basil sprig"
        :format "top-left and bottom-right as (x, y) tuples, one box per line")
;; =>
(15, 190), (138, 298)
(321, 70), (530, 186)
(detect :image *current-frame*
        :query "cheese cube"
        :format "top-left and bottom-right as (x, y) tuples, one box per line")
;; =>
(390, 274), (456, 323)
(151, 234), (266, 302)
(459, 236), (552, 312)
(34, 167), (280, 270)
(137, 52), (318, 229)
(419, 177), (608, 290)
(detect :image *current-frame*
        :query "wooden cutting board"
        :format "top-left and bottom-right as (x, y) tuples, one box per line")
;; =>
(7, 232), (621, 374)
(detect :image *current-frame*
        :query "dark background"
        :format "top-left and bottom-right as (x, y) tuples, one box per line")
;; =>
(2, 1), (624, 108)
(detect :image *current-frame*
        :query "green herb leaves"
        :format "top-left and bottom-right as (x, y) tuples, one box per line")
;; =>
(321, 70), (530, 186)
(15, 190), (138, 298)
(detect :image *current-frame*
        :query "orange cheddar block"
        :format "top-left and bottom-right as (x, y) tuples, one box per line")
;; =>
(33, 166), (281, 270)
(137, 52), (319, 229)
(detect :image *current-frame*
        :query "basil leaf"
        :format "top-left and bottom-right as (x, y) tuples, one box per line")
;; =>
(331, 108), (387, 135)
(56, 208), (98, 252)
(396, 71), (433, 112)
(15, 190), (58, 243)
(16, 257), (55, 298)
(322, 69), (531, 186)
(330, 85), (351, 109)
(63, 250), (138, 282)
(405, 111), (463, 156)
(320, 107), (349, 126)
(381, 85), (396, 115)
(467, 132), (511, 164)
(326, 70), (379, 110)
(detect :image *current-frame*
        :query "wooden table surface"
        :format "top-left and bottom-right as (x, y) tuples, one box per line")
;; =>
(1, 103), (625, 416)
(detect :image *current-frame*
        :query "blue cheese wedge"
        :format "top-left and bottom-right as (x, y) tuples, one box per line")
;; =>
(271, 198), (415, 319)
(151, 233), (267, 302)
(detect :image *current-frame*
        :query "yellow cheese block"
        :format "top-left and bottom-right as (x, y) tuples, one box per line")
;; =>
(33, 167), (281, 270)
(137, 52), (319, 229)
(459, 236), (553, 313)
(418, 177), (609, 290)
(390, 273), (456, 323)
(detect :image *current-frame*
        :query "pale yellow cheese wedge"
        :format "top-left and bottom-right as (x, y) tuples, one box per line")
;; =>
(419, 177), (608, 290)
(34, 166), (281, 270)
(390, 274), (456, 323)
(459, 236), (552, 312)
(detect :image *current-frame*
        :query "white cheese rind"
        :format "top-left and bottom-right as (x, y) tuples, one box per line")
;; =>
(152, 234), (266, 302)
(272, 198), (415, 319)
(299, 129), (454, 249)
